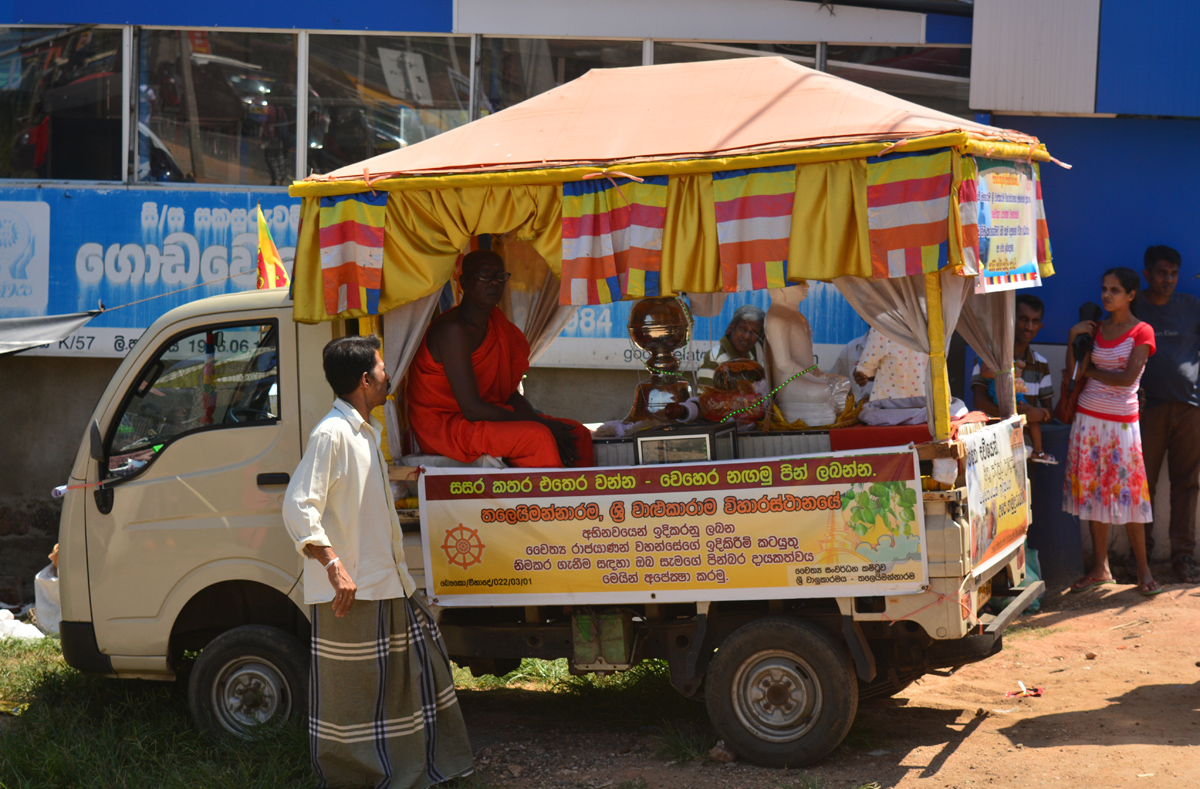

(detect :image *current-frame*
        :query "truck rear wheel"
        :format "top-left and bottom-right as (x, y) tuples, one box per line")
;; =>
(188, 625), (308, 738)
(705, 617), (857, 767)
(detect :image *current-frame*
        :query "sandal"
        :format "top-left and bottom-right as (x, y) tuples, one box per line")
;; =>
(1173, 556), (1200, 585)
(1029, 451), (1058, 465)
(1069, 575), (1116, 593)
(1137, 580), (1165, 597)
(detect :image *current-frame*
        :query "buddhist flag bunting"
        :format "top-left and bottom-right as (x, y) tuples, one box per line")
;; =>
(957, 156), (980, 275)
(866, 150), (952, 278)
(319, 192), (387, 316)
(561, 175), (669, 305)
(256, 204), (290, 290)
(1033, 163), (1052, 272)
(712, 164), (795, 292)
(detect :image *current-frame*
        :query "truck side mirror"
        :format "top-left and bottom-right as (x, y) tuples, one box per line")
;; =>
(89, 420), (105, 461)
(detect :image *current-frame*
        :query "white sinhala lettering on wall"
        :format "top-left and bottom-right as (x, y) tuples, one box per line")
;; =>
(74, 202), (299, 291)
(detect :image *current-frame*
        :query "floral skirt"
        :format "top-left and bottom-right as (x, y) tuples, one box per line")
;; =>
(1063, 412), (1153, 524)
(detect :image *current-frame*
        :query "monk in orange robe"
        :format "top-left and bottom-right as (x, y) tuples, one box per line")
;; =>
(407, 250), (593, 468)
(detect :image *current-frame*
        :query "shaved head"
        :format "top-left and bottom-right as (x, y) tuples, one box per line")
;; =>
(462, 249), (505, 281)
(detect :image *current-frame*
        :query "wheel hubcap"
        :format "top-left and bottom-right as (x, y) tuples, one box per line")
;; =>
(212, 658), (290, 735)
(731, 650), (821, 743)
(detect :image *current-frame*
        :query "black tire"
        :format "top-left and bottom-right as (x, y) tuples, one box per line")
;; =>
(705, 617), (858, 768)
(188, 624), (309, 739)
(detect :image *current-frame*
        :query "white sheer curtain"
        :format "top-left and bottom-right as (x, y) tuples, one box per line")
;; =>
(687, 292), (727, 318)
(495, 233), (577, 363)
(382, 291), (442, 447)
(517, 272), (577, 363)
(956, 289), (1016, 417)
(832, 270), (974, 431)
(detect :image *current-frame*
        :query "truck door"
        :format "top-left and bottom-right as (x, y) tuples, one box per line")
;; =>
(84, 311), (303, 658)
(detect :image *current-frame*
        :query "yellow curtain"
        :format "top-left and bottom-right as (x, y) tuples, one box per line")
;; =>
(292, 197), (326, 324)
(947, 149), (967, 274)
(660, 174), (720, 295)
(379, 185), (561, 314)
(787, 159), (871, 281)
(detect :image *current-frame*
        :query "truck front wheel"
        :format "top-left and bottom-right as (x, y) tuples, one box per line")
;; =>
(188, 625), (309, 738)
(705, 617), (858, 767)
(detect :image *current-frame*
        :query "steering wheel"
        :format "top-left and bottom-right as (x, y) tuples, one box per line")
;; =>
(227, 406), (273, 423)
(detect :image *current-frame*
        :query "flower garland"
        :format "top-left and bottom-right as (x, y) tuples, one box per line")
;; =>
(720, 363), (819, 423)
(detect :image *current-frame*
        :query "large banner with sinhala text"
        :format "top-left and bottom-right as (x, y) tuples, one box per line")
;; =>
(419, 449), (927, 606)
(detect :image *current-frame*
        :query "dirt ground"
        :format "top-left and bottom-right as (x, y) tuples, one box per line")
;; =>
(458, 579), (1200, 789)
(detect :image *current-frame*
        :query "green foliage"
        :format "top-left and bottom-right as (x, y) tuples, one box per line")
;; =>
(841, 481), (918, 537)
(453, 658), (571, 690)
(616, 780), (649, 789)
(0, 637), (310, 789)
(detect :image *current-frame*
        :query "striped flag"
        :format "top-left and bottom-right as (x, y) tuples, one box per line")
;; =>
(319, 192), (387, 316)
(1033, 163), (1052, 270)
(560, 175), (668, 305)
(866, 150), (952, 278)
(256, 205), (290, 289)
(713, 164), (795, 292)
(957, 156), (980, 275)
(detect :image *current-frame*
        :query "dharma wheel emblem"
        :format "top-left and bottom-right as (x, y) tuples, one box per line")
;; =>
(442, 524), (486, 569)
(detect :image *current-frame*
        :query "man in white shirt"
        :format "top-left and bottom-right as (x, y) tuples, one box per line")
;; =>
(284, 334), (473, 789)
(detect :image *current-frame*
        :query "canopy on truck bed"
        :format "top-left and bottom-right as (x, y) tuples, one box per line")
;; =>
(287, 56), (1057, 438)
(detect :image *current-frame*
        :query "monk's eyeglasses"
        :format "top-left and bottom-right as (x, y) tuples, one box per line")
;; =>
(473, 271), (512, 283)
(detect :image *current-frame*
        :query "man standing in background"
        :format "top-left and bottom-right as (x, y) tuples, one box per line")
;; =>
(1139, 245), (1200, 584)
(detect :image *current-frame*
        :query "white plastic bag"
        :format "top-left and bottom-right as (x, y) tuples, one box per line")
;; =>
(34, 563), (61, 635)
(0, 608), (43, 640)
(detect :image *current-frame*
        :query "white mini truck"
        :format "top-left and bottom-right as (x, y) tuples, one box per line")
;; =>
(58, 288), (1042, 767)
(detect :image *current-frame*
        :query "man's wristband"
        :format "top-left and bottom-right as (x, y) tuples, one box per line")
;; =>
(324, 556), (340, 570)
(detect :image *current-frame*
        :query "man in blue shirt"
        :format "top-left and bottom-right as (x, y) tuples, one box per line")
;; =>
(1139, 246), (1200, 584)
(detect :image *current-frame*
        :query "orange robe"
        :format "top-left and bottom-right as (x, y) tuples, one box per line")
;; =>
(407, 309), (593, 468)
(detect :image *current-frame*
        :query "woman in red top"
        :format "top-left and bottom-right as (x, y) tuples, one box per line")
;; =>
(1064, 268), (1160, 595)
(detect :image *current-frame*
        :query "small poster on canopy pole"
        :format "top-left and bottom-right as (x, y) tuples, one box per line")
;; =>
(973, 158), (1042, 293)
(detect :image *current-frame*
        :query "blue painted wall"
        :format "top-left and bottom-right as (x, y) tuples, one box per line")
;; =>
(4, 0), (453, 31)
(995, 115), (1200, 343)
(1096, 1), (1200, 117)
(925, 13), (972, 45)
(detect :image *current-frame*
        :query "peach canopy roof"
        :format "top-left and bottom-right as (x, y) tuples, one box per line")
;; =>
(311, 56), (1040, 183)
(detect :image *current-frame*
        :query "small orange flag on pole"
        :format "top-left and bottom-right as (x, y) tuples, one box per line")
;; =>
(256, 204), (290, 289)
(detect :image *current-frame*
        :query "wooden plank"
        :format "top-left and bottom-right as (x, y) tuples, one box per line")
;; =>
(915, 441), (965, 460)
(388, 466), (420, 482)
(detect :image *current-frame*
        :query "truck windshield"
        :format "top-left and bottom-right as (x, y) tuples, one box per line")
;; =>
(106, 322), (279, 479)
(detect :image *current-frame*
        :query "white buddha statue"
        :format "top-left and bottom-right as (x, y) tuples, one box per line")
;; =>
(765, 282), (850, 426)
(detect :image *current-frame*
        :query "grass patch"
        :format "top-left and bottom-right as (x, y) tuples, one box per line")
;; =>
(455, 658), (707, 732)
(557, 659), (708, 729)
(652, 718), (716, 764)
(0, 636), (310, 789)
(616, 780), (648, 789)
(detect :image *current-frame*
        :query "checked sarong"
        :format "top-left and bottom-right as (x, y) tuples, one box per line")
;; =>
(310, 595), (473, 789)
